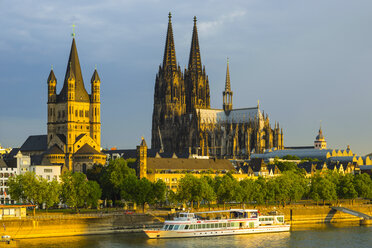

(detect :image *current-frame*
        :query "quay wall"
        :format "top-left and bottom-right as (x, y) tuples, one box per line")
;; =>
(0, 213), (163, 239)
(1, 204), (371, 239)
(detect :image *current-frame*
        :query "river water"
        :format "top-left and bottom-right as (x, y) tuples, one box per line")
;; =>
(8, 224), (372, 248)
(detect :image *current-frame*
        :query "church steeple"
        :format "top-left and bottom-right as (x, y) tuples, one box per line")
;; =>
(47, 68), (57, 103)
(314, 124), (327, 149)
(163, 12), (178, 72)
(58, 38), (89, 102)
(223, 58), (233, 113)
(184, 16), (210, 113)
(188, 16), (202, 74)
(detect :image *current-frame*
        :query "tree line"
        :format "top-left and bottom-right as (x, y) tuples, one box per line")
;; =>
(8, 171), (102, 210)
(174, 170), (372, 208)
(7, 158), (372, 211)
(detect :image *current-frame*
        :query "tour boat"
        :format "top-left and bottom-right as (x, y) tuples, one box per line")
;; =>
(144, 209), (290, 239)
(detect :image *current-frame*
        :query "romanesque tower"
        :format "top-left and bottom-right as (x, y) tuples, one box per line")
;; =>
(47, 37), (105, 171)
(184, 16), (210, 113)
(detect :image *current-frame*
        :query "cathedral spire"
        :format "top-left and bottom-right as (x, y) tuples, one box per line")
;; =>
(225, 58), (231, 91)
(223, 58), (233, 113)
(162, 12), (177, 72)
(188, 16), (202, 74)
(59, 38), (89, 102)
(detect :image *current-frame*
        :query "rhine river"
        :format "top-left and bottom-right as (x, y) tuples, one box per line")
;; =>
(9, 224), (372, 248)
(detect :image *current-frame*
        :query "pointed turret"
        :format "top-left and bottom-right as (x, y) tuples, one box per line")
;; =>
(163, 12), (178, 72)
(47, 68), (57, 103)
(225, 58), (231, 91)
(91, 68), (101, 103)
(58, 38), (90, 102)
(188, 16), (202, 74)
(47, 68), (57, 84)
(223, 58), (233, 113)
(91, 68), (100, 83)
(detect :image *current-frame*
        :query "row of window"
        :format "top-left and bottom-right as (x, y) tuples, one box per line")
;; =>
(164, 222), (245, 231)
(0, 173), (14, 178)
(50, 108), (99, 119)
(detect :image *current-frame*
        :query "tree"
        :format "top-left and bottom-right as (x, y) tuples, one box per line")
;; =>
(133, 178), (154, 212)
(338, 174), (358, 203)
(252, 177), (267, 205)
(240, 178), (255, 206)
(42, 178), (61, 210)
(8, 172), (41, 206)
(153, 179), (167, 206)
(214, 174), (242, 209)
(99, 158), (137, 203)
(310, 173), (337, 205)
(177, 174), (195, 207)
(200, 176), (216, 209)
(61, 172), (89, 210)
(353, 173), (372, 199)
(85, 180), (102, 208)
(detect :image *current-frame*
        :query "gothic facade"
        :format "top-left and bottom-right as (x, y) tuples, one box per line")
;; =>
(152, 14), (283, 159)
(46, 37), (106, 171)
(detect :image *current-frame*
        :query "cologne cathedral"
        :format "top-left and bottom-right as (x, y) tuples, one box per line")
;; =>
(151, 13), (283, 159)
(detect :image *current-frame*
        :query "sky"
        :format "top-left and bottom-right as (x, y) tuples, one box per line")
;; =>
(0, 0), (372, 156)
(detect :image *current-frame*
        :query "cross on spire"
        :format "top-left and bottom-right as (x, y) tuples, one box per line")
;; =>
(71, 24), (76, 38)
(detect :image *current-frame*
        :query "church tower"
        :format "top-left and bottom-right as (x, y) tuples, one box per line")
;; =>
(137, 137), (148, 179)
(90, 68), (101, 148)
(314, 126), (326, 149)
(47, 37), (105, 171)
(151, 13), (186, 152)
(223, 59), (233, 114)
(184, 16), (210, 113)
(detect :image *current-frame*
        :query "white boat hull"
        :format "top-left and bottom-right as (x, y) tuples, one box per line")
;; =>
(144, 225), (290, 239)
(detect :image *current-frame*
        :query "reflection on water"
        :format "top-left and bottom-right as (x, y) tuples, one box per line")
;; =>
(10, 224), (372, 248)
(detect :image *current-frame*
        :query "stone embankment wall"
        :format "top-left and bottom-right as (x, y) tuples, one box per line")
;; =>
(1, 204), (371, 239)
(0, 213), (163, 239)
(259, 204), (372, 225)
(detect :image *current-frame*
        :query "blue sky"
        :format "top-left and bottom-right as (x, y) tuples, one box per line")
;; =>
(1, 0), (372, 155)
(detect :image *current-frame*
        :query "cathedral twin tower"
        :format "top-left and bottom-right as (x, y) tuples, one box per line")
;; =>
(152, 13), (283, 158)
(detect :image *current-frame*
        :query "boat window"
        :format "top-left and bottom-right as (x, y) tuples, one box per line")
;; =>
(179, 225), (184, 230)
(174, 225), (180, 230)
(164, 225), (169, 230)
(222, 223), (226, 228)
(207, 224), (211, 228)
(190, 224), (194, 229)
(227, 223), (230, 227)
(185, 225), (189, 230)
(202, 224), (206, 229)
(277, 217), (284, 223)
(219, 223), (223, 228)
(168, 225), (174, 230)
